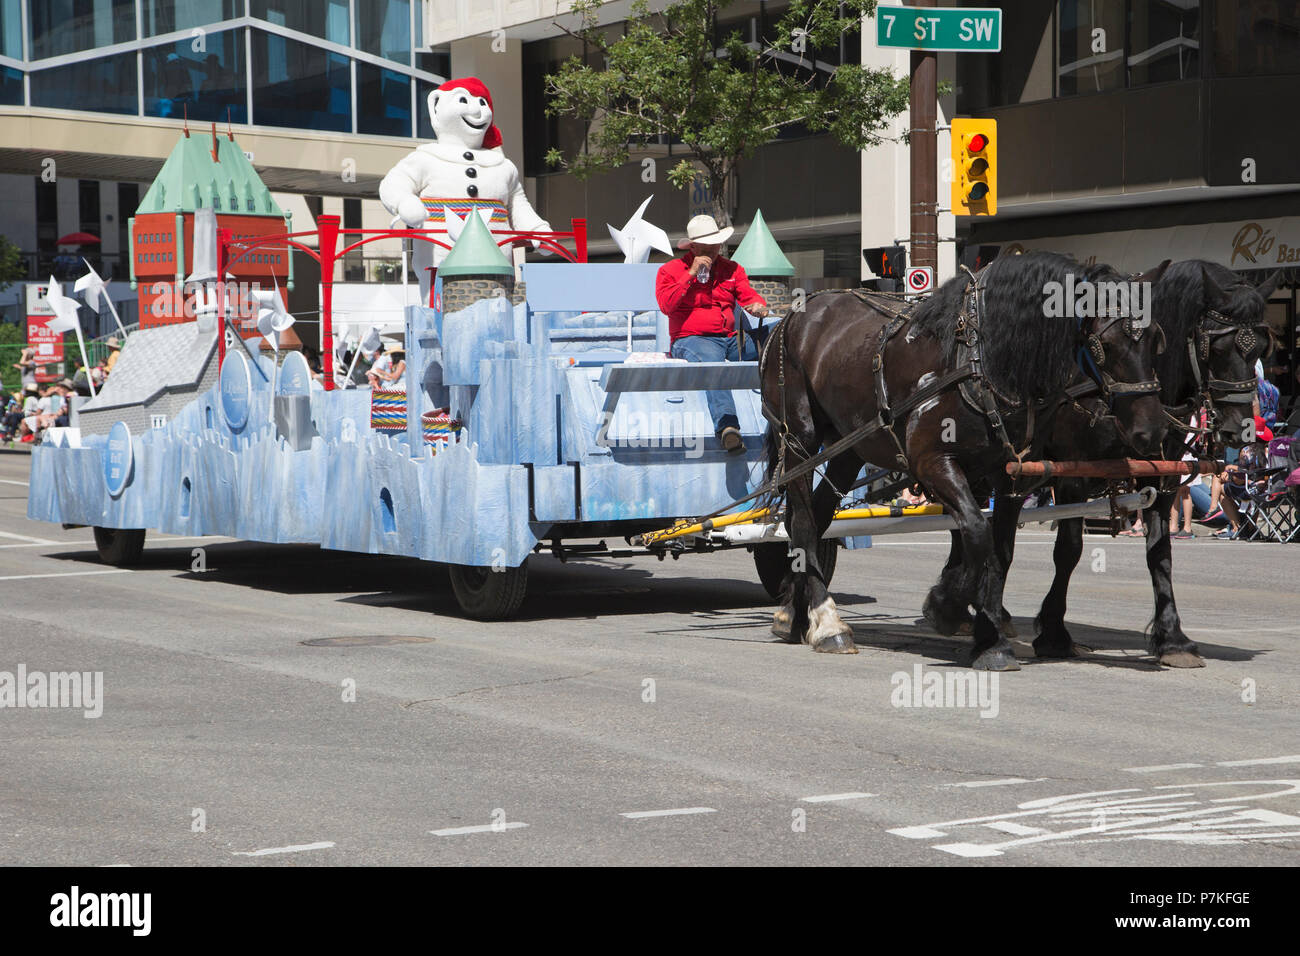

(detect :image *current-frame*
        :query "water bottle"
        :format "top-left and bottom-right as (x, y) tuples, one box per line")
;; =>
(696, 262), (710, 283)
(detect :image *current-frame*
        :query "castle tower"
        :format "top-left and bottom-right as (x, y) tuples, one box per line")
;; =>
(130, 124), (292, 340)
(435, 211), (515, 311)
(731, 209), (795, 314)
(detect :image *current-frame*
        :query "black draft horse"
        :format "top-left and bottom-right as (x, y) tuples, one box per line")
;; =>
(969, 261), (1281, 668)
(760, 252), (1169, 670)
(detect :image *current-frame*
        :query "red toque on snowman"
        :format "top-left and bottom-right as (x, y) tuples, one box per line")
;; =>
(435, 77), (503, 150)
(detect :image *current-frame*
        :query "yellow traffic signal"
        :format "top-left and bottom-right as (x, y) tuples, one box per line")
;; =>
(951, 118), (997, 216)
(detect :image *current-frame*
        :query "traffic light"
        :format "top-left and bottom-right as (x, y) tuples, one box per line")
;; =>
(951, 118), (997, 216)
(863, 244), (907, 279)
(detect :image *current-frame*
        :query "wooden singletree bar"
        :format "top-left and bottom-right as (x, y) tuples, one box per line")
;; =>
(1006, 459), (1226, 479)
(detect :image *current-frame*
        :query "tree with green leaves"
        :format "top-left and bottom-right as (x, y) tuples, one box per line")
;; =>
(0, 235), (22, 293)
(544, 0), (909, 224)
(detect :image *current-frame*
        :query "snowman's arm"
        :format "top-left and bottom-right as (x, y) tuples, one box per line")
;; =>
(504, 165), (550, 234)
(379, 151), (431, 225)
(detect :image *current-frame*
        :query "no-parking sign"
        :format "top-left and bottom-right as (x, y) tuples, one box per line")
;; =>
(905, 266), (935, 295)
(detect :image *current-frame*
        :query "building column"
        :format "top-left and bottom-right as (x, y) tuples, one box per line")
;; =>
(860, 32), (957, 286)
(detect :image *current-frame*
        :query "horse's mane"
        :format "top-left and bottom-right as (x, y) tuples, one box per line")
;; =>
(1153, 259), (1268, 406)
(908, 252), (1123, 402)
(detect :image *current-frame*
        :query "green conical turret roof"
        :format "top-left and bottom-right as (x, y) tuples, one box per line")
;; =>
(732, 209), (794, 277)
(138, 128), (283, 217)
(438, 210), (513, 277)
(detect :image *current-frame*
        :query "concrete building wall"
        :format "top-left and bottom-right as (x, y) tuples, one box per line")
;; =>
(0, 174), (37, 250)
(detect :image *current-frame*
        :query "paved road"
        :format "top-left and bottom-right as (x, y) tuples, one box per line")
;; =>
(2, 449), (1297, 866)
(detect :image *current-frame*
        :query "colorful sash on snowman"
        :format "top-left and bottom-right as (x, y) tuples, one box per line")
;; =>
(421, 198), (509, 226)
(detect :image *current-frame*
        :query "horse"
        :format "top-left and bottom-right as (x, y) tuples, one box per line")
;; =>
(964, 261), (1281, 668)
(759, 252), (1169, 670)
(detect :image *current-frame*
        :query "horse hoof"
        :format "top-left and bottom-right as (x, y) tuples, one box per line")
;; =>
(971, 647), (1021, 671)
(810, 629), (858, 654)
(806, 597), (858, 654)
(1159, 649), (1205, 669)
(1001, 614), (1018, 640)
(771, 605), (798, 643)
(923, 591), (966, 637)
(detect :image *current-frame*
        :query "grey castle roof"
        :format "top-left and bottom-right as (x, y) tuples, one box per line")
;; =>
(79, 323), (262, 415)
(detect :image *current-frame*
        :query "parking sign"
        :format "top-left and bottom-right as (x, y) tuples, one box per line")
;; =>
(905, 266), (935, 295)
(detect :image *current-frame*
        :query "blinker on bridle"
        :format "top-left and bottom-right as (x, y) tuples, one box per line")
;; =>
(1194, 306), (1268, 409)
(1076, 308), (1162, 400)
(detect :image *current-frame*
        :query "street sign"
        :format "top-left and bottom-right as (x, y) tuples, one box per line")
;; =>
(876, 6), (1002, 53)
(905, 266), (934, 295)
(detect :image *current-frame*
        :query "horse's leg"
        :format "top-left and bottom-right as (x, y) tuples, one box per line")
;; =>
(775, 456), (856, 653)
(915, 454), (1019, 671)
(956, 495), (1019, 638)
(772, 451), (858, 643)
(982, 489), (1024, 639)
(1033, 480), (1089, 658)
(1144, 489), (1204, 668)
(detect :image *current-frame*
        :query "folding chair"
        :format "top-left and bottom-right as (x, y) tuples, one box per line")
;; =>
(1229, 440), (1295, 542)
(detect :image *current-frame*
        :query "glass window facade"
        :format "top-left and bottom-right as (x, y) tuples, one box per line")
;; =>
(2, 0), (22, 59)
(29, 0), (135, 59)
(251, 29), (350, 132)
(251, 0), (350, 46)
(357, 62), (411, 137)
(1129, 0), (1202, 84)
(144, 29), (245, 122)
(1058, 0), (1127, 95)
(30, 50), (137, 113)
(1214, 0), (1300, 76)
(356, 0), (409, 64)
(143, 0), (240, 36)
(0, 65), (20, 104)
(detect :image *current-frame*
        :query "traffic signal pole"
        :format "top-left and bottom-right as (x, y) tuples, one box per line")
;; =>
(909, 0), (938, 273)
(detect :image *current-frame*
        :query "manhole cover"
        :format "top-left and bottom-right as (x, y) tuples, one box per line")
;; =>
(301, 635), (434, 647)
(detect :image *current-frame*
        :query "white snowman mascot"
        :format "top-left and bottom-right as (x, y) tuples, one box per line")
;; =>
(379, 76), (551, 302)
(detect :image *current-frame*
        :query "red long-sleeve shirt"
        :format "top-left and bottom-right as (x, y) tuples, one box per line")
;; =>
(655, 254), (767, 341)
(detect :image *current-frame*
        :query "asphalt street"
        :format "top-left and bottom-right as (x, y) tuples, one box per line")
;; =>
(1, 448), (1297, 866)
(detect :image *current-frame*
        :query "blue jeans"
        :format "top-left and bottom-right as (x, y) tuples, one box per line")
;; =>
(1188, 479), (1212, 517)
(670, 333), (758, 435)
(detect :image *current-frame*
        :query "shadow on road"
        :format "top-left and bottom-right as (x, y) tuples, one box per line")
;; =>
(37, 538), (1264, 668)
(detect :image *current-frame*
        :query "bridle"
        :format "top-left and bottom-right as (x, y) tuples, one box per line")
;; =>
(1191, 306), (1268, 412)
(1076, 309), (1163, 402)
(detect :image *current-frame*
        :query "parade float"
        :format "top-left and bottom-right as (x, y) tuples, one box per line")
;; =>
(25, 77), (1151, 621)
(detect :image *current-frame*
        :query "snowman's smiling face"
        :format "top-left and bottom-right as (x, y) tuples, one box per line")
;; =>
(429, 87), (493, 149)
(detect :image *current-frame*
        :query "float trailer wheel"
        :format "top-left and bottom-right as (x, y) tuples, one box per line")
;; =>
(92, 527), (146, 567)
(448, 559), (529, 620)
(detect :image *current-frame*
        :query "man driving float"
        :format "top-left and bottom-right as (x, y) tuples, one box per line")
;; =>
(655, 214), (770, 454)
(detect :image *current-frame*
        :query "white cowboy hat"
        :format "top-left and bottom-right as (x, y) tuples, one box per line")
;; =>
(676, 214), (734, 250)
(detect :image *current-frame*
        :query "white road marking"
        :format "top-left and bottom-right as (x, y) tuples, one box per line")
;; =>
(430, 822), (528, 836)
(0, 569), (132, 581)
(984, 821), (1048, 836)
(945, 778), (1046, 788)
(1216, 756), (1300, 767)
(621, 807), (717, 819)
(800, 792), (876, 803)
(1123, 763), (1204, 773)
(934, 843), (1005, 857)
(0, 478), (30, 486)
(0, 540), (92, 549)
(232, 841), (335, 856)
(0, 530), (55, 544)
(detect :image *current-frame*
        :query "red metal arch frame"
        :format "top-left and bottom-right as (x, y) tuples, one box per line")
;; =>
(215, 213), (589, 389)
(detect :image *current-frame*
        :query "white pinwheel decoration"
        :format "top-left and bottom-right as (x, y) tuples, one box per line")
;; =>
(608, 196), (673, 264)
(44, 278), (95, 397)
